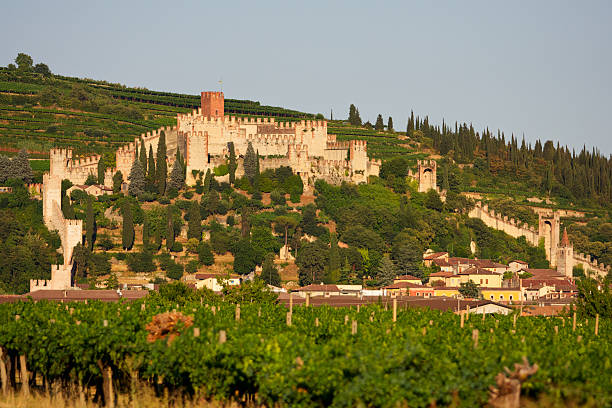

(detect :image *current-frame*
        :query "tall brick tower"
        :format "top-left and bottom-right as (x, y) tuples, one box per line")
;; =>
(201, 91), (224, 118)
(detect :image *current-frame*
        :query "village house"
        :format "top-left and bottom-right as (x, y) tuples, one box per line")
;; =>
(296, 284), (340, 298)
(480, 287), (522, 303)
(423, 251), (449, 267)
(393, 275), (422, 285)
(509, 260), (529, 272)
(194, 273), (241, 292)
(458, 267), (503, 288)
(66, 184), (113, 197)
(383, 282), (434, 297)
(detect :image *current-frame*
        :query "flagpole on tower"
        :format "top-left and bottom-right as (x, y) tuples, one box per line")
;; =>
(218, 78), (223, 93)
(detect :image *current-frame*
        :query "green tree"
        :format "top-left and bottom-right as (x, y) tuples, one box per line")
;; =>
(33, 63), (51, 76)
(156, 131), (167, 194)
(167, 161), (184, 193)
(391, 235), (423, 277)
(105, 272), (119, 289)
(575, 276), (612, 318)
(139, 140), (147, 169)
(147, 146), (156, 192)
(61, 195), (75, 219)
(233, 238), (258, 275)
(228, 142), (237, 185)
(296, 240), (329, 286)
(459, 281), (481, 299)
(85, 196), (95, 250)
(377, 254), (397, 286)
(15, 53), (33, 71)
(122, 201), (134, 250)
(387, 116), (393, 131)
(197, 241), (214, 265)
(424, 189), (444, 211)
(127, 160), (145, 196)
(261, 253), (281, 286)
(11, 149), (33, 183)
(348, 104), (362, 126)
(375, 114), (385, 131)
(243, 141), (258, 183)
(329, 232), (341, 273)
(300, 204), (319, 236)
(112, 171), (123, 194)
(97, 159), (106, 185)
(166, 206), (175, 250)
(187, 201), (202, 240)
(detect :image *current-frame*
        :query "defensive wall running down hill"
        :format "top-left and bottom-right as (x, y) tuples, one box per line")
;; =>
(468, 201), (609, 278)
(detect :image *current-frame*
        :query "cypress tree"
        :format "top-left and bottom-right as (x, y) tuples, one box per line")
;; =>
(97, 158), (106, 185)
(241, 206), (251, 238)
(387, 116), (394, 132)
(375, 114), (385, 131)
(0, 155), (10, 183)
(228, 142), (237, 185)
(86, 196), (95, 250)
(442, 164), (450, 191)
(166, 206), (175, 250)
(112, 171), (123, 194)
(203, 168), (212, 193)
(122, 201), (134, 250)
(187, 201), (202, 240)
(61, 195), (75, 219)
(127, 160), (145, 196)
(243, 141), (257, 183)
(156, 131), (167, 195)
(139, 140), (147, 169)
(147, 146), (156, 192)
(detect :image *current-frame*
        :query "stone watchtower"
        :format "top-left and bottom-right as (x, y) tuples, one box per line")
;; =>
(417, 160), (437, 192)
(538, 212), (560, 266)
(556, 228), (574, 277)
(201, 91), (224, 118)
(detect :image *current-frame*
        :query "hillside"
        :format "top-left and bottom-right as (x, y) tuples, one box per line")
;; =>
(1, 57), (611, 271)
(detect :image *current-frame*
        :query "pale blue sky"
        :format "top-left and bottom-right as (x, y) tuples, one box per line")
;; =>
(2, 1), (611, 154)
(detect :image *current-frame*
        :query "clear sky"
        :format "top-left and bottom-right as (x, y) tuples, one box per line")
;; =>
(2, 1), (611, 154)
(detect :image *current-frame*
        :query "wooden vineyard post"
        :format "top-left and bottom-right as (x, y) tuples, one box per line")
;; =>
(460, 312), (464, 328)
(393, 298), (397, 323)
(258, 307), (261, 318)
(513, 313), (517, 328)
(554, 326), (558, 335)
(344, 315), (349, 325)
(97, 361), (114, 408)
(315, 317), (319, 327)
(595, 314), (599, 336)
(212, 306), (216, 316)
(351, 320), (357, 335)
(573, 312), (577, 332)
(0, 347), (7, 396)
(193, 327), (200, 337)
(465, 305), (470, 320)
(19, 355), (28, 397)
(289, 293), (293, 314)
(357, 304), (360, 312)
(305, 293), (310, 307)
(219, 330), (227, 344)
(472, 329), (479, 349)
(286, 312), (292, 327)
(482, 313), (485, 323)
(235, 304), (241, 321)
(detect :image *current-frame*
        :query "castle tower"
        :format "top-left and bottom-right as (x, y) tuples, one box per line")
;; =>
(538, 212), (560, 266)
(49, 148), (72, 178)
(349, 140), (368, 172)
(417, 160), (437, 192)
(556, 228), (574, 277)
(201, 91), (224, 118)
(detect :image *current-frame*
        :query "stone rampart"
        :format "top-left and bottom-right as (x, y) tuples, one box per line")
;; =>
(573, 252), (610, 278)
(469, 202), (540, 246)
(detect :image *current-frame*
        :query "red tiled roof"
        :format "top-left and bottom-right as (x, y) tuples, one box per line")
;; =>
(510, 260), (528, 265)
(298, 284), (339, 292)
(24, 289), (148, 302)
(433, 259), (453, 267)
(459, 267), (500, 276)
(430, 271), (454, 277)
(523, 269), (565, 279)
(423, 252), (448, 260)
(395, 274), (421, 281)
(384, 282), (429, 289)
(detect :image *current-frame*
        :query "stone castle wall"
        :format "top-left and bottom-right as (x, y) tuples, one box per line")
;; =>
(469, 201), (609, 277)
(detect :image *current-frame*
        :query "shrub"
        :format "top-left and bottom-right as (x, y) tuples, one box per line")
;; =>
(126, 251), (156, 272)
(96, 234), (114, 251)
(226, 215), (235, 226)
(170, 242), (183, 253)
(113, 252), (126, 261)
(166, 261), (184, 280)
(158, 197), (171, 205)
(183, 191), (194, 199)
(185, 259), (199, 274)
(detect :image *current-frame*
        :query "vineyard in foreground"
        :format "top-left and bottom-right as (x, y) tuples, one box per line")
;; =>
(0, 298), (610, 407)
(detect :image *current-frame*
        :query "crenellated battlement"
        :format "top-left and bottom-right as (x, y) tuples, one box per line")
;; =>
(326, 141), (350, 150)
